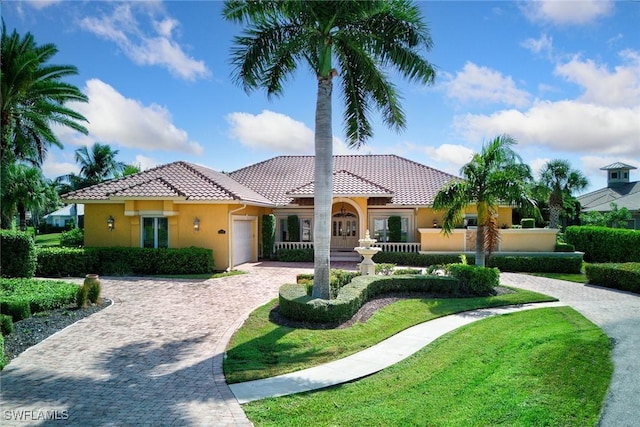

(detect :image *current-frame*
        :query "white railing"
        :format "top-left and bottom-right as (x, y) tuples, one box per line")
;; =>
(373, 242), (421, 253)
(275, 242), (314, 251)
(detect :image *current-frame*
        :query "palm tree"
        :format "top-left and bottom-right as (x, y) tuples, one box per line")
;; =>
(223, 0), (436, 299)
(1, 163), (52, 229)
(538, 159), (588, 229)
(1, 22), (88, 169)
(433, 135), (535, 267)
(74, 143), (125, 187)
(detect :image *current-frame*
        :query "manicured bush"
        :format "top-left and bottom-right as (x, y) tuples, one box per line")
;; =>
(60, 228), (84, 247)
(388, 216), (402, 242)
(0, 335), (6, 370)
(555, 243), (575, 252)
(287, 215), (300, 241)
(0, 314), (14, 336)
(585, 263), (640, 294)
(373, 251), (465, 267)
(448, 264), (499, 296)
(276, 248), (314, 262)
(76, 284), (88, 308)
(261, 214), (276, 259)
(297, 270), (361, 299)
(565, 226), (640, 263)
(85, 279), (101, 304)
(36, 246), (214, 277)
(521, 218), (535, 229)
(279, 274), (461, 323)
(394, 268), (423, 275)
(0, 278), (78, 317)
(1, 230), (36, 278)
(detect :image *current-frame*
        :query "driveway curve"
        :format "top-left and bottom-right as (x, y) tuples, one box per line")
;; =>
(0, 262), (314, 426)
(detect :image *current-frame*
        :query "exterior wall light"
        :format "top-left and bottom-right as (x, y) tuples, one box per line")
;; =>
(433, 219), (438, 228)
(193, 217), (200, 232)
(107, 216), (115, 231)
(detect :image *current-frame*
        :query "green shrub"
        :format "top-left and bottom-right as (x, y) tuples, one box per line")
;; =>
(85, 278), (101, 304)
(449, 264), (499, 296)
(277, 248), (313, 262)
(36, 246), (214, 276)
(287, 215), (300, 241)
(585, 263), (640, 294)
(375, 263), (396, 275)
(60, 228), (84, 247)
(0, 314), (13, 336)
(0, 300), (31, 321)
(521, 218), (535, 229)
(261, 214), (276, 259)
(388, 216), (402, 242)
(76, 284), (88, 308)
(297, 270), (360, 299)
(0, 278), (78, 317)
(393, 268), (423, 275)
(373, 252), (464, 267)
(555, 243), (575, 252)
(1, 230), (36, 278)
(279, 274), (461, 323)
(565, 226), (640, 263)
(0, 335), (6, 370)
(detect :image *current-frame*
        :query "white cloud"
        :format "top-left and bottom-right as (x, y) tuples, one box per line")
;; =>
(455, 100), (640, 156)
(424, 144), (475, 172)
(133, 154), (160, 171)
(529, 157), (552, 179)
(226, 110), (314, 153)
(55, 79), (203, 155)
(554, 51), (640, 108)
(441, 62), (531, 108)
(42, 153), (79, 180)
(521, 33), (553, 57)
(79, 3), (209, 81)
(24, 0), (62, 10)
(522, 0), (613, 25)
(581, 155), (640, 179)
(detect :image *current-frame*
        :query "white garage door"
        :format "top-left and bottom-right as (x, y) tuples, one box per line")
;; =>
(233, 219), (253, 266)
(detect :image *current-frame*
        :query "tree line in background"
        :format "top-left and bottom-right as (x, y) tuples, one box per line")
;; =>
(0, 22), (137, 230)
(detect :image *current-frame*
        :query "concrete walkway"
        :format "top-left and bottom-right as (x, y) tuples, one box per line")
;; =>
(1, 264), (639, 426)
(229, 301), (567, 403)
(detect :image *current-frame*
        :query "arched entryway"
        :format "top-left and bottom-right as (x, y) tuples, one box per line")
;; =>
(331, 200), (360, 249)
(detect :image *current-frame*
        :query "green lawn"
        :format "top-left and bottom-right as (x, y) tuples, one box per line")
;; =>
(529, 272), (588, 284)
(34, 232), (61, 247)
(224, 288), (556, 383)
(243, 307), (612, 427)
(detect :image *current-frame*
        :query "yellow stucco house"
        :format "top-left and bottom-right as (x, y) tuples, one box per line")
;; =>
(62, 155), (556, 271)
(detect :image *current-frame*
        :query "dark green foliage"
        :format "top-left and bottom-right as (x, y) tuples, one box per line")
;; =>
(521, 218), (535, 229)
(35, 247), (214, 277)
(0, 278), (77, 318)
(76, 284), (88, 308)
(287, 215), (300, 241)
(276, 248), (314, 262)
(85, 278), (101, 304)
(394, 268), (423, 275)
(449, 264), (499, 296)
(372, 251), (583, 274)
(489, 254), (583, 274)
(297, 270), (361, 299)
(0, 335), (6, 370)
(1, 230), (36, 278)
(554, 243), (575, 252)
(0, 314), (14, 336)
(60, 228), (84, 247)
(564, 226), (640, 263)
(585, 263), (640, 294)
(388, 216), (402, 242)
(261, 214), (276, 259)
(0, 300), (31, 321)
(279, 275), (462, 323)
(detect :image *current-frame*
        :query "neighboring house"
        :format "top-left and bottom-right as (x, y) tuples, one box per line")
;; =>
(577, 162), (640, 230)
(62, 155), (551, 271)
(42, 204), (84, 228)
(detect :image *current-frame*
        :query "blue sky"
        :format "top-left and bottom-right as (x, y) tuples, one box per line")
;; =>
(5, 0), (640, 192)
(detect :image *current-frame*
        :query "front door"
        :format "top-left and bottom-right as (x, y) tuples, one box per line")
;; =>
(331, 207), (358, 249)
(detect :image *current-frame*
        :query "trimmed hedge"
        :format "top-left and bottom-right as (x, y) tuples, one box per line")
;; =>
(372, 251), (583, 274)
(261, 214), (276, 259)
(279, 274), (462, 323)
(565, 226), (640, 263)
(554, 243), (575, 252)
(449, 264), (499, 296)
(1, 230), (37, 278)
(276, 248), (314, 262)
(585, 263), (640, 294)
(0, 335), (6, 370)
(60, 228), (84, 247)
(0, 278), (79, 320)
(521, 218), (535, 229)
(36, 246), (214, 277)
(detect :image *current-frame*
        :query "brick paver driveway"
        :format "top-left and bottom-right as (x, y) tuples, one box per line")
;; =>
(0, 262), (315, 426)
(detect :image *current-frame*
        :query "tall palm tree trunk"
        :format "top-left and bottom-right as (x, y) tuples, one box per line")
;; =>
(312, 77), (333, 299)
(475, 201), (488, 267)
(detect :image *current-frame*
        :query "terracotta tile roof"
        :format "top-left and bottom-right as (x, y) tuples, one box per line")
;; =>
(229, 155), (458, 206)
(62, 161), (274, 205)
(287, 170), (394, 197)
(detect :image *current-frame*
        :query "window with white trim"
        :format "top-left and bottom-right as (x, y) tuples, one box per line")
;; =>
(371, 216), (410, 242)
(142, 217), (168, 248)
